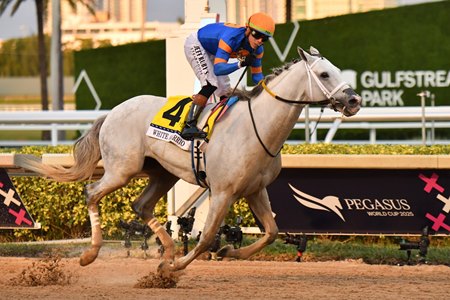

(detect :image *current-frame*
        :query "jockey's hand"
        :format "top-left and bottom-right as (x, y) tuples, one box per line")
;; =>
(239, 54), (256, 68)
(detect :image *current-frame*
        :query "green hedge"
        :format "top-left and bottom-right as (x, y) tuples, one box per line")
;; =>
(74, 1), (450, 108)
(6, 176), (160, 241)
(0, 146), (166, 242)
(74, 40), (166, 109)
(2, 144), (450, 242)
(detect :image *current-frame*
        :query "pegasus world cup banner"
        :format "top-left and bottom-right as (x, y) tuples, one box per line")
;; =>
(267, 169), (450, 235)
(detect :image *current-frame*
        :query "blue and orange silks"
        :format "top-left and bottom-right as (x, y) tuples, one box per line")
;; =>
(197, 22), (265, 85)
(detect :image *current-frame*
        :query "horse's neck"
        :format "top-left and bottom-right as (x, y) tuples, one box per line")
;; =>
(271, 64), (308, 100)
(251, 66), (307, 148)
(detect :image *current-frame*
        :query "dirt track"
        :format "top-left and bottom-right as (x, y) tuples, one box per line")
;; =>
(1, 254), (449, 300)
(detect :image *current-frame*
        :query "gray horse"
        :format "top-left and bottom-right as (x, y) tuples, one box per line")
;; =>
(22, 47), (361, 275)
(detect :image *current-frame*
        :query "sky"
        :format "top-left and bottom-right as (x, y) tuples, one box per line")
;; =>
(0, 0), (37, 40)
(0, 0), (225, 40)
(0, 0), (439, 41)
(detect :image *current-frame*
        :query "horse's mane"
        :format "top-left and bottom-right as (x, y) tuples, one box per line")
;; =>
(229, 60), (299, 101)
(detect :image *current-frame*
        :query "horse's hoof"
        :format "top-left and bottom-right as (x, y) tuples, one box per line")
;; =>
(217, 245), (234, 258)
(79, 247), (100, 266)
(157, 260), (174, 278)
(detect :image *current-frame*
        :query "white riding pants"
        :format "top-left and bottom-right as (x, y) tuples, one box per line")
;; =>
(184, 32), (231, 98)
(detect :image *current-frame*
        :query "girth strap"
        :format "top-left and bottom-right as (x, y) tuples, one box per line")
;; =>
(190, 140), (208, 188)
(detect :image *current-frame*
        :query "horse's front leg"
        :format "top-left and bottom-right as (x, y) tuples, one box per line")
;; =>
(134, 187), (176, 262)
(132, 169), (179, 262)
(158, 191), (234, 276)
(217, 188), (278, 259)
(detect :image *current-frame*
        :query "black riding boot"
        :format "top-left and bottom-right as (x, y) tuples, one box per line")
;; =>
(181, 103), (207, 140)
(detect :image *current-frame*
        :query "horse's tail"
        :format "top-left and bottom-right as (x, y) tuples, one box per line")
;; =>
(20, 115), (107, 182)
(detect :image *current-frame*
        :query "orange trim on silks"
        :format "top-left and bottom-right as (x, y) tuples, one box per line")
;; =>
(218, 39), (232, 53)
(251, 66), (262, 73)
(255, 52), (264, 59)
(214, 57), (227, 64)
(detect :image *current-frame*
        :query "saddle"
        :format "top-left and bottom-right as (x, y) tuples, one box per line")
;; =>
(146, 95), (239, 187)
(146, 95), (239, 151)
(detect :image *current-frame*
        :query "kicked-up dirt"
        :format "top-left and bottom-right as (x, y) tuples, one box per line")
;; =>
(0, 254), (449, 299)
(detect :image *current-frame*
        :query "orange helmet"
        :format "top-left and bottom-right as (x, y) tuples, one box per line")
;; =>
(247, 12), (275, 37)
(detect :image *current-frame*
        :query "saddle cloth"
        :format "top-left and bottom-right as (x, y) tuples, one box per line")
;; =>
(146, 95), (238, 151)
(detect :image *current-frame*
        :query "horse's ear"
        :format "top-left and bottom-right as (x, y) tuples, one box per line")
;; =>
(297, 47), (309, 61)
(309, 46), (322, 57)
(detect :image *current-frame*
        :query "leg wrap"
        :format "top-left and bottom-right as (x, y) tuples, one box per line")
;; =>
(89, 211), (100, 227)
(147, 217), (163, 233)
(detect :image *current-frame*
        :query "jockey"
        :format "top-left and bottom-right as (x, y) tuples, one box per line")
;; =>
(181, 12), (276, 140)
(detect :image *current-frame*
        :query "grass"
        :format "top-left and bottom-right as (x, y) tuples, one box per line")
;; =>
(250, 236), (450, 265)
(0, 241), (87, 258)
(1, 235), (449, 266)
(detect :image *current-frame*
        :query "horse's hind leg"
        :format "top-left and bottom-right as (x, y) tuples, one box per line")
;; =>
(132, 159), (179, 261)
(80, 172), (131, 266)
(217, 188), (278, 259)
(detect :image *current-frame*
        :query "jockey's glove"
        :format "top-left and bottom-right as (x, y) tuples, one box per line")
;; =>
(239, 53), (256, 68)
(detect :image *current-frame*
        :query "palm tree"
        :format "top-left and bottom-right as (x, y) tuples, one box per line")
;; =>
(0, 0), (94, 109)
(0, 0), (94, 140)
(1, 0), (50, 112)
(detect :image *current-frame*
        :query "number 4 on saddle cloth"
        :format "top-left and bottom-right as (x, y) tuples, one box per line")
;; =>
(146, 95), (239, 150)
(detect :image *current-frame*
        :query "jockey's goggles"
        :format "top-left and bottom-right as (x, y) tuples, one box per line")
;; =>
(250, 29), (270, 42)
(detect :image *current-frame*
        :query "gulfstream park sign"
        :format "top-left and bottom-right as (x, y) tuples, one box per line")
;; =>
(342, 69), (450, 107)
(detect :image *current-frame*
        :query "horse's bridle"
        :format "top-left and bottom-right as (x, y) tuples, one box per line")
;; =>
(249, 57), (350, 157)
(259, 58), (350, 108)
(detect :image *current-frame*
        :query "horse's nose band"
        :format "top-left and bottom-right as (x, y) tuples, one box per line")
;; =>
(304, 58), (351, 111)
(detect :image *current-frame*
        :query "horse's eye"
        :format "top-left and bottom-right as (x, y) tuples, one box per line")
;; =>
(320, 72), (329, 79)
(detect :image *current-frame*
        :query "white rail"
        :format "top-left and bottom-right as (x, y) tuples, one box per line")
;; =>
(298, 106), (450, 122)
(1, 106), (450, 146)
(0, 110), (109, 146)
(295, 105), (450, 144)
(0, 110), (109, 124)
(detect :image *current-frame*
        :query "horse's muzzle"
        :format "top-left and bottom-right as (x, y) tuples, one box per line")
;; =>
(342, 88), (362, 116)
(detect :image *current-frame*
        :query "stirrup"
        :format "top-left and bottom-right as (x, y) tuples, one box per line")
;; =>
(181, 126), (207, 140)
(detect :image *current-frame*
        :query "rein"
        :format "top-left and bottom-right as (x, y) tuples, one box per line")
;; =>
(247, 98), (281, 158)
(249, 57), (350, 157)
